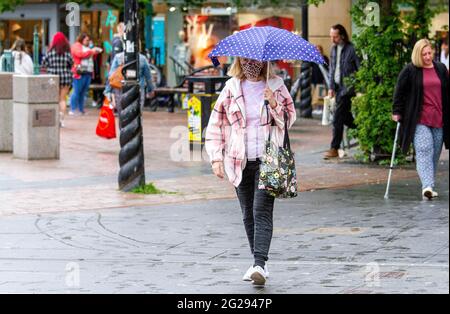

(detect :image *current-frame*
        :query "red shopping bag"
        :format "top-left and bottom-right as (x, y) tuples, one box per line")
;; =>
(96, 98), (116, 139)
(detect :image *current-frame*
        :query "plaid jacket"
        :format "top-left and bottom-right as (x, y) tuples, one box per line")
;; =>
(205, 76), (296, 187)
(42, 50), (74, 86)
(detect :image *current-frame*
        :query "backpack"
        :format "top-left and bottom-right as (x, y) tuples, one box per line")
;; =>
(109, 64), (124, 89)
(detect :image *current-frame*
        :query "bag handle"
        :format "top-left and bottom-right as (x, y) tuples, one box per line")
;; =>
(266, 101), (276, 143)
(266, 102), (290, 149)
(283, 110), (291, 150)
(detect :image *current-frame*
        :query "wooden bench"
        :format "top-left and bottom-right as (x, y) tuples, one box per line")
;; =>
(154, 87), (189, 95)
(89, 84), (106, 91)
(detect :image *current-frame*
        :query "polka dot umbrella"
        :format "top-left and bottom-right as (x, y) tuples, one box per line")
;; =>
(209, 26), (326, 82)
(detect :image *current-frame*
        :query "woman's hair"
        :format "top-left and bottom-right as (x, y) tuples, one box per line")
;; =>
(316, 45), (325, 56)
(48, 32), (70, 54)
(11, 38), (27, 52)
(331, 24), (350, 44)
(227, 57), (276, 80)
(411, 39), (433, 67)
(11, 38), (27, 64)
(76, 32), (90, 44)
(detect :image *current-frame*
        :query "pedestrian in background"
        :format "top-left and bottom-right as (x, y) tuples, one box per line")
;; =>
(324, 24), (360, 159)
(311, 45), (329, 86)
(8, 38), (33, 75)
(111, 22), (125, 62)
(69, 33), (102, 115)
(42, 32), (73, 127)
(392, 39), (449, 200)
(440, 35), (449, 71)
(205, 57), (296, 286)
(311, 44), (329, 107)
(104, 50), (155, 115)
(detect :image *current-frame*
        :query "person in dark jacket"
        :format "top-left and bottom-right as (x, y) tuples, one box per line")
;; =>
(393, 39), (449, 200)
(311, 45), (329, 86)
(324, 24), (360, 159)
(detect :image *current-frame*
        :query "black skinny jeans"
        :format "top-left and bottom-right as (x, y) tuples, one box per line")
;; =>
(235, 159), (275, 268)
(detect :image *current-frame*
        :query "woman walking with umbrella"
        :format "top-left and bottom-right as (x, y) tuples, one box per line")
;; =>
(205, 27), (324, 286)
(392, 39), (449, 200)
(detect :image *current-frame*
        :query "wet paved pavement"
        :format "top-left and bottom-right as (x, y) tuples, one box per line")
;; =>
(0, 172), (447, 294)
(2, 111), (443, 216)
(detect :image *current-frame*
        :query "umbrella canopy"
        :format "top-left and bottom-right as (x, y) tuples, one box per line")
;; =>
(209, 26), (326, 66)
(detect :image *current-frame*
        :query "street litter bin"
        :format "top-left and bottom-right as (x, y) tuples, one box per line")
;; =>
(185, 76), (229, 153)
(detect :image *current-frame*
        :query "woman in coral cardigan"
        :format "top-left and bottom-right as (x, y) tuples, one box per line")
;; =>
(69, 33), (102, 115)
(205, 58), (296, 286)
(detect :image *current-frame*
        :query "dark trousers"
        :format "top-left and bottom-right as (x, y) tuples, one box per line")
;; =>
(331, 85), (356, 149)
(235, 159), (275, 268)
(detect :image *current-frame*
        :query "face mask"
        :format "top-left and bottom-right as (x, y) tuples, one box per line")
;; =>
(240, 60), (263, 80)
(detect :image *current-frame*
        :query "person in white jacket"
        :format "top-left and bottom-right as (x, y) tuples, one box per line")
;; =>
(11, 39), (33, 75)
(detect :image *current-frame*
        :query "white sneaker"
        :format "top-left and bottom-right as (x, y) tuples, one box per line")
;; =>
(68, 111), (75, 116)
(242, 265), (269, 281)
(242, 266), (254, 281)
(422, 187), (433, 200)
(250, 266), (267, 286)
(432, 190), (439, 198)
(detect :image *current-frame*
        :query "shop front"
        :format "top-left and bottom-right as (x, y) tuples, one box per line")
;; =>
(0, 1), (119, 81)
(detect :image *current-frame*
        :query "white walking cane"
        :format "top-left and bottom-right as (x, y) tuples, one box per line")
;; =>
(384, 122), (401, 199)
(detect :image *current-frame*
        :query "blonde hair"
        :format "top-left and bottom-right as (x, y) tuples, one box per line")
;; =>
(117, 22), (125, 34)
(227, 57), (276, 80)
(411, 39), (434, 67)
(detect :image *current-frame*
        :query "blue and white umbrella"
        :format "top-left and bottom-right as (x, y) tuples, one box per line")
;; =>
(209, 26), (326, 67)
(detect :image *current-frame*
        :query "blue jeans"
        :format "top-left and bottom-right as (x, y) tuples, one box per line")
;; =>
(70, 73), (91, 113)
(413, 124), (444, 189)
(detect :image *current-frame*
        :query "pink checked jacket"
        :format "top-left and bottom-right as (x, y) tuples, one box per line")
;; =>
(205, 76), (296, 187)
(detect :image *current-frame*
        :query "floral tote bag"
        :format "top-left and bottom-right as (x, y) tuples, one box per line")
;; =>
(258, 108), (298, 198)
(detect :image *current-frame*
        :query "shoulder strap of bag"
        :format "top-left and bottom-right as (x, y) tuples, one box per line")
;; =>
(283, 110), (291, 150)
(266, 101), (276, 143)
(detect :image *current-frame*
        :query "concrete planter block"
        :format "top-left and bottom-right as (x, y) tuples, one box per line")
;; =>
(0, 99), (13, 152)
(13, 74), (59, 104)
(0, 72), (13, 152)
(0, 72), (13, 100)
(13, 102), (60, 160)
(12, 75), (60, 160)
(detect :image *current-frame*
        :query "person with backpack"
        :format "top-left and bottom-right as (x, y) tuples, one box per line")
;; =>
(6, 38), (33, 75)
(103, 51), (155, 115)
